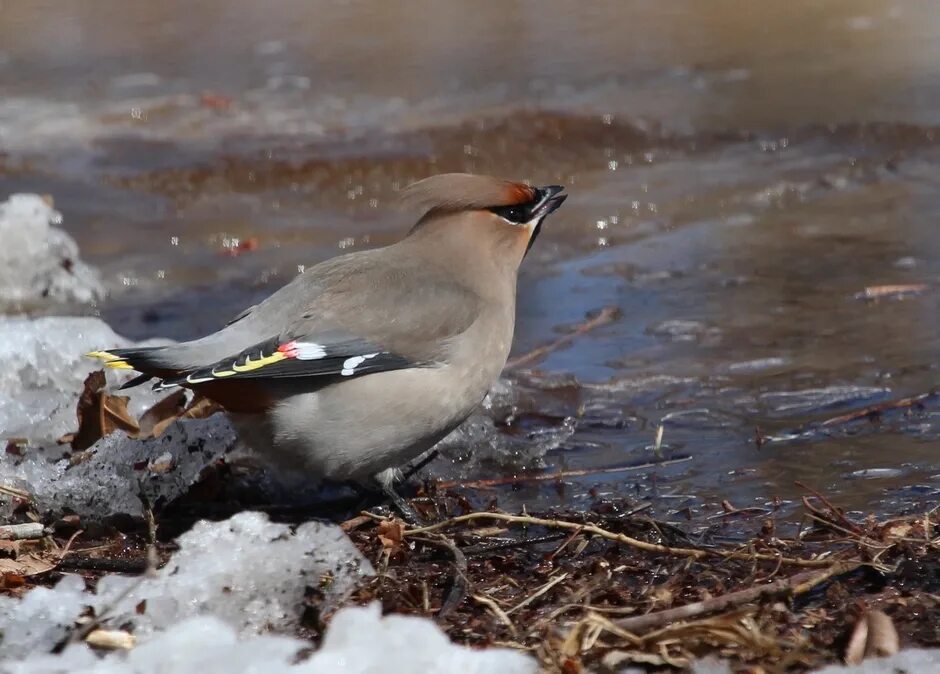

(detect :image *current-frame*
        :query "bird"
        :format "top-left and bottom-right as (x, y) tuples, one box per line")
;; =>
(87, 173), (567, 506)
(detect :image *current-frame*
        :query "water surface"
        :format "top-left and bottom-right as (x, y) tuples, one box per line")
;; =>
(2, 0), (939, 520)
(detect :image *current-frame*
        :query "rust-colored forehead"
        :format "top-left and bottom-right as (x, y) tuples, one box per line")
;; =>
(401, 173), (536, 212)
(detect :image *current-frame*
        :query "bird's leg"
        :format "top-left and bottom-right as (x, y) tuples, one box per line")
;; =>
(401, 449), (440, 482)
(346, 477), (424, 525)
(380, 480), (424, 526)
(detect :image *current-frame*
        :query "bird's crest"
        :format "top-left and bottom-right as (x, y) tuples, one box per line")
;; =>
(400, 173), (536, 213)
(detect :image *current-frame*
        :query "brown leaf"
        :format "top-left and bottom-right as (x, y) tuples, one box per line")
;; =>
(845, 609), (899, 664)
(865, 610), (899, 658)
(376, 519), (406, 556)
(846, 611), (869, 665)
(0, 539), (22, 555)
(0, 551), (57, 577)
(138, 390), (188, 438)
(181, 395), (223, 420)
(69, 371), (141, 451)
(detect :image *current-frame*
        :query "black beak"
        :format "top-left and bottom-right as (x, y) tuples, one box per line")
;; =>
(525, 185), (567, 257)
(532, 185), (567, 220)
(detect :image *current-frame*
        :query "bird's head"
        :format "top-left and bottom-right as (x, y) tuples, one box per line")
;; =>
(401, 173), (567, 266)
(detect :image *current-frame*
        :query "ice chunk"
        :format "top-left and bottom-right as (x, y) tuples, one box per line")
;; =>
(94, 512), (372, 637)
(0, 513), (373, 663)
(307, 603), (537, 673)
(811, 649), (940, 672)
(433, 378), (575, 479)
(1, 617), (305, 674)
(0, 194), (104, 310)
(0, 574), (88, 662)
(0, 316), (168, 444)
(0, 512), (538, 674)
(2, 608), (538, 674)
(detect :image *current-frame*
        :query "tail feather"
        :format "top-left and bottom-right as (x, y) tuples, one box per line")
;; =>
(118, 372), (155, 390)
(85, 347), (183, 380)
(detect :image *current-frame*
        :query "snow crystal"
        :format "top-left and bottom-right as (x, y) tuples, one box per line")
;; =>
(0, 194), (104, 310)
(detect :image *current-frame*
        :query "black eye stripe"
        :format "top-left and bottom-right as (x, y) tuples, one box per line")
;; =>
(489, 202), (534, 224)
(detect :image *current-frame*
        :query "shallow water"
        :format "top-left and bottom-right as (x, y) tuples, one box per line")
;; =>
(2, 1), (939, 519)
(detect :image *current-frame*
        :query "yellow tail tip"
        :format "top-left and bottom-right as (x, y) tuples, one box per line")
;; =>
(86, 350), (118, 361)
(86, 351), (133, 369)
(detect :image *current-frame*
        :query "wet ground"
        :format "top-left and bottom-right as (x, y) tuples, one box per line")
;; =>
(1, 1), (939, 521)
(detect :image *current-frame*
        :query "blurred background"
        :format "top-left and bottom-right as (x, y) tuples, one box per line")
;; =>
(2, 0), (939, 519)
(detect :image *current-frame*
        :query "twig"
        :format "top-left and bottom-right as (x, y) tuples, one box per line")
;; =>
(413, 535), (469, 618)
(0, 522), (45, 540)
(613, 561), (860, 634)
(57, 557), (151, 574)
(506, 306), (620, 370)
(0, 485), (31, 501)
(405, 512), (839, 567)
(435, 456), (692, 491)
(796, 482), (865, 535)
(507, 572), (568, 615)
(819, 391), (935, 427)
(461, 533), (568, 557)
(473, 593), (518, 637)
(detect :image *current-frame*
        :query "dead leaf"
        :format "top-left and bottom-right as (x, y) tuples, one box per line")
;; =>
(138, 390), (187, 438)
(0, 573), (26, 589)
(377, 519), (406, 556)
(181, 395), (223, 420)
(69, 371), (140, 451)
(0, 552), (57, 577)
(5, 439), (26, 456)
(648, 586), (675, 608)
(85, 629), (136, 650)
(845, 609), (899, 664)
(865, 610), (899, 658)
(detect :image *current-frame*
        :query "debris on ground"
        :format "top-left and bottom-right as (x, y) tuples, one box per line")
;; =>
(0, 486), (936, 672)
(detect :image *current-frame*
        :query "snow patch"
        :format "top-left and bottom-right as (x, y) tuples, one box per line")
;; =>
(0, 194), (104, 310)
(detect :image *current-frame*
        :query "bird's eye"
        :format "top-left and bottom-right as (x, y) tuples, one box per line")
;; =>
(490, 204), (530, 224)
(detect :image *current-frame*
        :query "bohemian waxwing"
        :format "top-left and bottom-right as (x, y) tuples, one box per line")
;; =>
(88, 173), (567, 498)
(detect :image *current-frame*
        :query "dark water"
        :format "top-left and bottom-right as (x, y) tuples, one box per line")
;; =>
(2, 1), (939, 519)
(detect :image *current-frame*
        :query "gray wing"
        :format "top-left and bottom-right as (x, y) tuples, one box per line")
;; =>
(133, 247), (481, 387)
